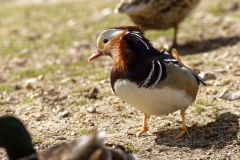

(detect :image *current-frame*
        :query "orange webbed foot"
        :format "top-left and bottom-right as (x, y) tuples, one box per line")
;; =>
(127, 113), (152, 137)
(127, 126), (152, 137)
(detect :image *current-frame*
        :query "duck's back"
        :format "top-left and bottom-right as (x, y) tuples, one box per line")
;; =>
(116, 0), (200, 30)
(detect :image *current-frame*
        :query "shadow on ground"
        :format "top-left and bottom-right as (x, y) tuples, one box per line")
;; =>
(155, 112), (240, 149)
(176, 35), (240, 55)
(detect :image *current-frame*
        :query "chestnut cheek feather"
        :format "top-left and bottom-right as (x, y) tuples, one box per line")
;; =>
(88, 49), (103, 62)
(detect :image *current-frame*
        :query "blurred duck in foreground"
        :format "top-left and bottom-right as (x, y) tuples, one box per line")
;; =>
(0, 116), (138, 160)
(115, 0), (200, 47)
(88, 26), (205, 137)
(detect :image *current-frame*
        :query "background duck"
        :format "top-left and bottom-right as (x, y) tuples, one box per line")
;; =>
(0, 116), (138, 160)
(115, 0), (200, 47)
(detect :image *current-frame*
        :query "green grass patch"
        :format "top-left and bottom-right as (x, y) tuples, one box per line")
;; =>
(211, 105), (224, 112)
(207, 6), (222, 15)
(184, 55), (203, 66)
(0, 100), (5, 105)
(45, 141), (57, 146)
(206, 61), (220, 67)
(125, 145), (139, 153)
(82, 69), (109, 81)
(67, 70), (83, 77)
(206, 0), (229, 15)
(22, 98), (34, 104)
(195, 99), (217, 106)
(70, 61), (88, 68)
(32, 135), (41, 144)
(0, 85), (14, 93)
(114, 134), (122, 138)
(145, 28), (173, 40)
(100, 91), (114, 97)
(0, 106), (5, 112)
(72, 86), (90, 93)
(237, 131), (240, 140)
(191, 104), (205, 115)
(166, 115), (176, 121)
(74, 99), (90, 106)
(77, 129), (92, 136)
(0, 0), (131, 58)
(233, 103), (239, 107)
(14, 64), (64, 79)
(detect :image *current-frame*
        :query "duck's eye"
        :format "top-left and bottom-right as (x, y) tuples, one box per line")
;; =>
(103, 38), (109, 43)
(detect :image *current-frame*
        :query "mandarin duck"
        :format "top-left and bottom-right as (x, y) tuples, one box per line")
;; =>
(114, 0), (200, 47)
(0, 116), (138, 160)
(88, 26), (205, 137)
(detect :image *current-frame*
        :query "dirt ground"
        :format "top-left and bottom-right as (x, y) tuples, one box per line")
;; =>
(0, 0), (240, 159)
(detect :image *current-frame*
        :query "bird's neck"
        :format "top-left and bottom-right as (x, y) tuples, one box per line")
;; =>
(113, 45), (136, 71)
(111, 56), (152, 91)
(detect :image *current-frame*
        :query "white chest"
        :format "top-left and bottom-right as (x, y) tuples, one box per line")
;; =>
(114, 79), (194, 115)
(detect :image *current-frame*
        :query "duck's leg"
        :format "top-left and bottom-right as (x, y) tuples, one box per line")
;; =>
(171, 25), (178, 49)
(127, 113), (152, 137)
(173, 110), (191, 138)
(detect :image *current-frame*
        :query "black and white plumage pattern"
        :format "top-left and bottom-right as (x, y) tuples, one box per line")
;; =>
(140, 60), (163, 89)
(110, 27), (205, 92)
(111, 58), (167, 93)
(89, 26), (206, 137)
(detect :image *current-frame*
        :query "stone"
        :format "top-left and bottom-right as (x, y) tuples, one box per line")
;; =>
(199, 72), (216, 81)
(86, 87), (98, 99)
(58, 111), (70, 118)
(36, 114), (44, 121)
(219, 89), (240, 101)
(225, 134), (233, 138)
(206, 88), (217, 95)
(24, 78), (38, 89)
(115, 105), (122, 111)
(215, 79), (231, 86)
(226, 127), (238, 134)
(87, 106), (96, 113)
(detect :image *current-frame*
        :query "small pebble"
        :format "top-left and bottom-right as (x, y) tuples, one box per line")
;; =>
(115, 105), (122, 111)
(219, 89), (240, 101)
(226, 127), (238, 134)
(112, 98), (123, 104)
(36, 114), (44, 121)
(215, 79), (231, 86)
(5, 108), (12, 112)
(206, 88), (217, 95)
(87, 106), (96, 113)
(225, 65), (232, 70)
(56, 107), (65, 113)
(24, 78), (38, 89)
(159, 121), (170, 127)
(58, 94), (68, 101)
(58, 111), (70, 118)
(225, 134), (233, 138)
(39, 107), (44, 112)
(199, 72), (216, 81)
(87, 87), (98, 99)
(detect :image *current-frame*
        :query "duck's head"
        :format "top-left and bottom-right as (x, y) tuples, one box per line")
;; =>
(0, 116), (36, 160)
(88, 26), (154, 70)
(88, 27), (126, 61)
